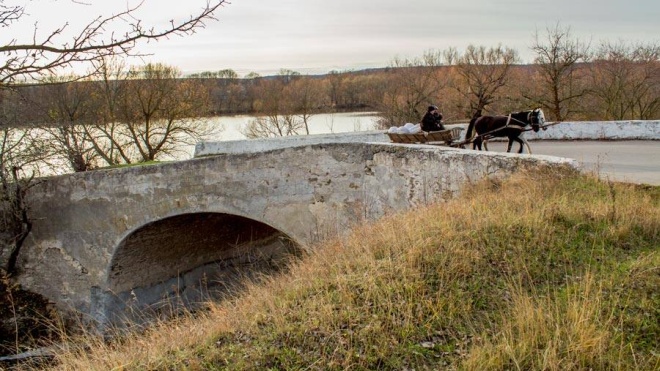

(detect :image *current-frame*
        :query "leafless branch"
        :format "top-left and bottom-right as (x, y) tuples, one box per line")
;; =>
(0, 0), (227, 85)
(0, 2), (23, 28)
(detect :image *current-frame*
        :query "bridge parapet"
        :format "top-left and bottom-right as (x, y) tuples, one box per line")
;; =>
(194, 120), (659, 159)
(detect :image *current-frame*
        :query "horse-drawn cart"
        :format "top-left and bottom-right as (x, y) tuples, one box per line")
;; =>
(386, 127), (465, 147)
(385, 109), (562, 154)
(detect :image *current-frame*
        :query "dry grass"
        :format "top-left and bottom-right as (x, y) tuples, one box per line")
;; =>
(24, 168), (659, 370)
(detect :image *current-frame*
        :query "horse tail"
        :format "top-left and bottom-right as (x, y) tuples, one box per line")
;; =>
(465, 117), (476, 140)
(465, 109), (482, 140)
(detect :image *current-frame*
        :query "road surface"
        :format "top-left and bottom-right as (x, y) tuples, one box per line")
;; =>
(482, 140), (659, 186)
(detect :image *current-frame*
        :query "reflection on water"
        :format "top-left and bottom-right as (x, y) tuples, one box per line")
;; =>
(202, 112), (382, 142)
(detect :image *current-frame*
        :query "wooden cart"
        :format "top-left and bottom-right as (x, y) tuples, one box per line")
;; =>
(386, 127), (464, 147)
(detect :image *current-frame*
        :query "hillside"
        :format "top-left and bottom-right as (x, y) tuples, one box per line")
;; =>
(20, 168), (660, 370)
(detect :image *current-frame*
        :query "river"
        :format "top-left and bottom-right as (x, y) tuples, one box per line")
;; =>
(201, 111), (382, 143)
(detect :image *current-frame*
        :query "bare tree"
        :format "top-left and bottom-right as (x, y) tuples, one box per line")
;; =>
(588, 41), (660, 120)
(324, 70), (371, 111)
(27, 76), (101, 172)
(242, 72), (262, 113)
(327, 70), (344, 108)
(113, 63), (213, 162)
(528, 24), (591, 121)
(286, 76), (326, 134)
(210, 68), (245, 114)
(0, 90), (48, 274)
(277, 69), (302, 85)
(242, 69), (305, 138)
(218, 69), (239, 80)
(83, 57), (134, 166)
(446, 44), (519, 119)
(375, 50), (447, 127)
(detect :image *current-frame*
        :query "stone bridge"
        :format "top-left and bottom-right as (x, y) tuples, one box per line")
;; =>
(15, 140), (575, 327)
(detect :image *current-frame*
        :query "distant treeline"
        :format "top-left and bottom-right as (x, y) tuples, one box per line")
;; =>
(3, 37), (659, 133)
(6, 56), (658, 129)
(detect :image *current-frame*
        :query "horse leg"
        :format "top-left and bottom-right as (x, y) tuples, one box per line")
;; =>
(512, 137), (525, 153)
(506, 138), (514, 152)
(483, 139), (489, 151)
(472, 136), (482, 151)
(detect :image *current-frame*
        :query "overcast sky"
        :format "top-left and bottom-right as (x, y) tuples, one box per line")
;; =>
(6, 0), (660, 76)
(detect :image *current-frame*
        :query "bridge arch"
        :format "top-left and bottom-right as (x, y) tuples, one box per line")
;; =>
(95, 212), (301, 327)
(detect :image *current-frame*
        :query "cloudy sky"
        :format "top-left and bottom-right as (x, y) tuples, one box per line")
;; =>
(6, 0), (660, 76)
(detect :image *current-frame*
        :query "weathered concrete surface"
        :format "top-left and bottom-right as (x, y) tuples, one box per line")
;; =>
(194, 130), (390, 156)
(17, 142), (576, 326)
(528, 120), (660, 140)
(458, 120), (659, 141)
(194, 121), (659, 158)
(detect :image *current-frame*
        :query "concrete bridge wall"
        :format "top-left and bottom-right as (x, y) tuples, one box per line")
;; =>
(193, 120), (659, 158)
(16, 142), (576, 326)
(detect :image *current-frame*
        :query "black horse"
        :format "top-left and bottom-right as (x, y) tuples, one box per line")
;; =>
(465, 108), (546, 153)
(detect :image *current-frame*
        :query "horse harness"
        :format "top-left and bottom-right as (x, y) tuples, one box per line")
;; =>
(502, 113), (531, 130)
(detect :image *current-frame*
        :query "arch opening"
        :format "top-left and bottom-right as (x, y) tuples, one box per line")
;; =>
(93, 212), (301, 329)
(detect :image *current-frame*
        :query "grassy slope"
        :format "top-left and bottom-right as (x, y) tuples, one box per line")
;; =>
(45, 168), (659, 370)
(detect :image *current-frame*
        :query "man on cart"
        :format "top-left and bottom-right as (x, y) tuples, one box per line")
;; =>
(421, 105), (445, 132)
